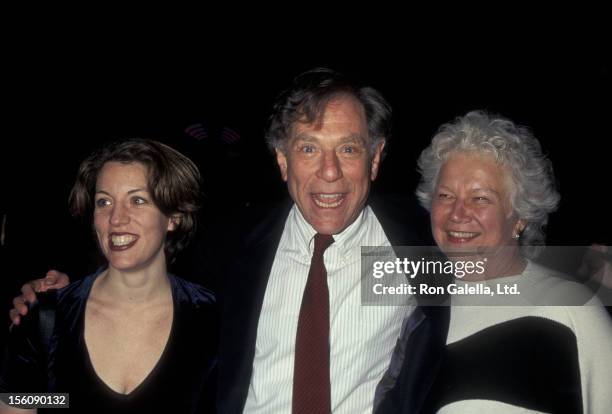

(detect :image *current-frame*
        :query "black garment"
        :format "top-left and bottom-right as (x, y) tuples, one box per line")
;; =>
(423, 316), (582, 413)
(0, 270), (218, 414)
(374, 306), (450, 414)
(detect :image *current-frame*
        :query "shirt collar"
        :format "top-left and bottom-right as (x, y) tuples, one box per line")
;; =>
(290, 204), (370, 257)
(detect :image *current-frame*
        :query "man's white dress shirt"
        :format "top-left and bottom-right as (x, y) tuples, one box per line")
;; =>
(244, 205), (415, 413)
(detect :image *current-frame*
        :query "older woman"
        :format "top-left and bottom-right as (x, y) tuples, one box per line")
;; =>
(415, 111), (612, 413)
(0, 139), (216, 413)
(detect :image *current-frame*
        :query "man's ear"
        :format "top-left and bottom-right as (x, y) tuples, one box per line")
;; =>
(275, 148), (289, 182)
(370, 140), (386, 181)
(167, 214), (182, 231)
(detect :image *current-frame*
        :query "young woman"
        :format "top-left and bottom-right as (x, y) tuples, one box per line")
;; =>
(0, 139), (217, 413)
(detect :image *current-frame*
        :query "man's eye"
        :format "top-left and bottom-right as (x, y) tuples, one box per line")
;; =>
(342, 146), (356, 154)
(437, 193), (452, 200)
(300, 145), (316, 153)
(95, 198), (111, 208)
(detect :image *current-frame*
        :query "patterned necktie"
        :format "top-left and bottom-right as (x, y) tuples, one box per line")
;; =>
(292, 233), (335, 414)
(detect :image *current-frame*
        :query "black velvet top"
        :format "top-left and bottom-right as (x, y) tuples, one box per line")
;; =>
(0, 270), (218, 413)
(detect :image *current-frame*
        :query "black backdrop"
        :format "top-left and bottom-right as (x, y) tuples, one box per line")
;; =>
(1, 43), (610, 331)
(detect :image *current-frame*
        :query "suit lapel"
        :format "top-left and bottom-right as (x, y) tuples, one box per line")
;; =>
(217, 200), (293, 413)
(369, 194), (450, 413)
(375, 306), (450, 414)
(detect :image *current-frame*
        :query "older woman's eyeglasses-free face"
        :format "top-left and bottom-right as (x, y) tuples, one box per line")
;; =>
(431, 152), (523, 255)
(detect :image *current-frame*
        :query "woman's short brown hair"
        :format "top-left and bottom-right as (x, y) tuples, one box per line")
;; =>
(69, 138), (202, 262)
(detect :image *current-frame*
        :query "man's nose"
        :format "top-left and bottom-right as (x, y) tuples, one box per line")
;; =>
(316, 150), (343, 182)
(110, 203), (130, 226)
(450, 199), (472, 223)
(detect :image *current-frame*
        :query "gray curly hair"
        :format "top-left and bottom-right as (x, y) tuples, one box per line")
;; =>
(416, 110), (560, 258)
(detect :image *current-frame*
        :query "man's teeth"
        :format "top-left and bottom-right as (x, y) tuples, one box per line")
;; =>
(313, 194), (344, 208)
(448, 231), (478, 238)
(111, 235), (137, 246)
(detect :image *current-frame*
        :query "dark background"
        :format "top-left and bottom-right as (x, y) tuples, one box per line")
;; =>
(1, 40), (610, 332)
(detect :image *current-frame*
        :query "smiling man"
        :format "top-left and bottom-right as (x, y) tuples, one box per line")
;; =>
(216, 68), (444, 414)
(274, 95), (384, 236)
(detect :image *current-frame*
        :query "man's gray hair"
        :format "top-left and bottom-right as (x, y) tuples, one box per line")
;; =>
(416, 110), (560, 258)
(265, 68), (391, 158)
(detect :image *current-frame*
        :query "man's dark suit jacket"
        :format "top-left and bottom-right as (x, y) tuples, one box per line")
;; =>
(181, 194), (449, 414)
